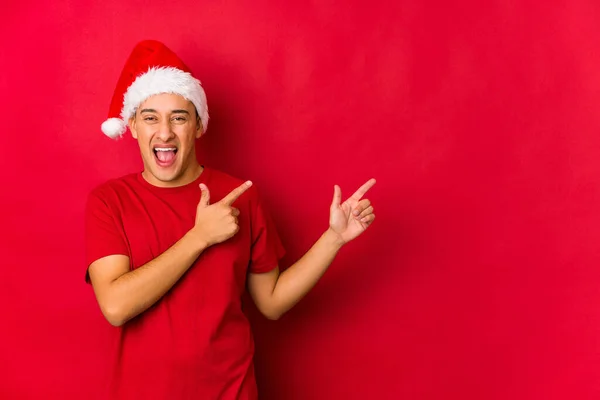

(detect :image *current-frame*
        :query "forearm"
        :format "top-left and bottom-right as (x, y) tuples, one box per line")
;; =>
(104, 231), (207, 325)
(269, 229), (344, 317)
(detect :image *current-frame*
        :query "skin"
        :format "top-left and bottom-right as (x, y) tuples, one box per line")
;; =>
(88, 93), (376, 326)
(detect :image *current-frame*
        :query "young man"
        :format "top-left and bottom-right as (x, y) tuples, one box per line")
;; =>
(85, 40), (376, 400)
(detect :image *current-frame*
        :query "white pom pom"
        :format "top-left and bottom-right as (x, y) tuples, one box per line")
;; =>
(101, 118), (127, 139)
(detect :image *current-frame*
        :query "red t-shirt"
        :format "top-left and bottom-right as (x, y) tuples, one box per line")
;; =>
(84, 166), (285, 400)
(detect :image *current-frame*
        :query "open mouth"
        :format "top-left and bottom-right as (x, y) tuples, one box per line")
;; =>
(153, 146), (178, 167)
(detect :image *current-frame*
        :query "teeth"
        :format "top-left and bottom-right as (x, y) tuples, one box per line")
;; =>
(154, 148), (176, 152)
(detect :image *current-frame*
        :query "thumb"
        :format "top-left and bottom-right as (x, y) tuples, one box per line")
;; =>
(199, 183), (210, 207)
(331, 185), (342, 208)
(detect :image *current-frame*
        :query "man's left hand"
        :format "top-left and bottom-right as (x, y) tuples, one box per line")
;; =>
(329, 178), (377, 244)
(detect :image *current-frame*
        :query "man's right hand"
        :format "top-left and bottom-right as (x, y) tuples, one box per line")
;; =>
(192, 181), (253, 247)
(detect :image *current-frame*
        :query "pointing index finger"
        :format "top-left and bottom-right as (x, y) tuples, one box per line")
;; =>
(349, 178), (376, 201)
(220, 181), (253, 206)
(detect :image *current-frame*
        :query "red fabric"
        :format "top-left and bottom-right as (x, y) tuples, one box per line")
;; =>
(84, 166), (285, 400)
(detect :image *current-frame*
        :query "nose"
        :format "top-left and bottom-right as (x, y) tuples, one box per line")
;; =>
(156, 118), (175, 141)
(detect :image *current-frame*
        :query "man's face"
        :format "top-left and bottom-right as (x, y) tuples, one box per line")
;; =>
(129, 93), (203, 187)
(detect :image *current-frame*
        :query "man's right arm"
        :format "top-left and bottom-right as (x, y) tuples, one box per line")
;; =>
(88, 180), (252, 327)
(88, 230), (207, 327)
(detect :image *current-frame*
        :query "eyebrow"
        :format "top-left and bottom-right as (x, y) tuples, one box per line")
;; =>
(139, 109), (190, 115)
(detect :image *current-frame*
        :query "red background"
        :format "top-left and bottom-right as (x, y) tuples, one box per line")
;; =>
(2, 1), (600, 399)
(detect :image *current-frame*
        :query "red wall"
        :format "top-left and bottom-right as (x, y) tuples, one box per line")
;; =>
(2, 1), (600, 399)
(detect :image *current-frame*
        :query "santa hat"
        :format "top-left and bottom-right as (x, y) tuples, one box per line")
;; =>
(101, 40), (209, 139)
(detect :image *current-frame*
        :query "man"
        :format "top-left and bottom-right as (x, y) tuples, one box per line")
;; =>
(85, 40), (376, 400)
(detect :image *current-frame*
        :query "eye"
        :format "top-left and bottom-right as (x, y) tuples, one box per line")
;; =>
(172, 116), (187, 123)
(143, 116), (157, 122)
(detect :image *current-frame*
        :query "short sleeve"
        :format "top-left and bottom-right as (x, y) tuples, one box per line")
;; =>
(84, 189), (129, 282)
(248, 188), (285, 274)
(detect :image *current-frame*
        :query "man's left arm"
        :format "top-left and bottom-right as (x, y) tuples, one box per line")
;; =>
(248, 179), (376, 320)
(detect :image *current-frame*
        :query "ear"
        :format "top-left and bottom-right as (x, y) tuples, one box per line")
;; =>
(129, 115), (138, 139)
(195, 117), (204, 139)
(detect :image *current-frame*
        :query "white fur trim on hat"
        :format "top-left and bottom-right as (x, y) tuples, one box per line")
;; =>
(122, 66), (209, 129)
(101, 66), (210, 139)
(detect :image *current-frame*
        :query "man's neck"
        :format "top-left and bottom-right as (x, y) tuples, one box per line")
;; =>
(142, 163), (204, 188)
